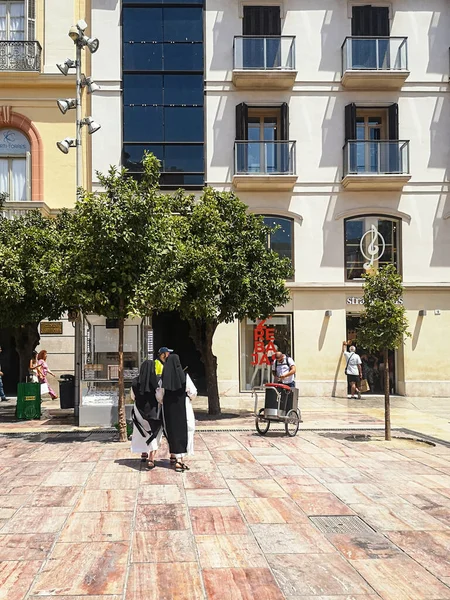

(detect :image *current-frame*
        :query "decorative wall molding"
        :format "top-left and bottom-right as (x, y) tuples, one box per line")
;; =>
(247, 206), (303, 224)
(334, 207), (411, 224)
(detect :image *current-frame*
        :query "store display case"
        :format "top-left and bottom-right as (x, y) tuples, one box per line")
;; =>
(79, 315), (145, 426)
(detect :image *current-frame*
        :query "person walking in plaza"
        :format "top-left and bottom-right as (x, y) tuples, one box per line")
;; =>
(161, 353), (190, 472)
(342, 341), (362, 399)
(130, 359), (163, 469)
(0, 346), (7, 402)
(155, 346), (172, 378)
(36, 350), (58, 400)
(29, 350), (41, 383)
(272, 350), (296, 388)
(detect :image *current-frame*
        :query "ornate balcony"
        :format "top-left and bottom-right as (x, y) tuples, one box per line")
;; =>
(341, 37), (409, 89)
(233, 36), (296, 89)
(342, 140), (411, 190)
(1, 201), (51, 219)
(0, 41), (42, 72)
(233, 140), (297, 191)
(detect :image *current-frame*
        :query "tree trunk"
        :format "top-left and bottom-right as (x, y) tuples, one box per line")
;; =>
(189, 319), (221, 415)
(12, 322), (40, 383)
(117, 300), (127, 442)
(384, 348), (391, 441)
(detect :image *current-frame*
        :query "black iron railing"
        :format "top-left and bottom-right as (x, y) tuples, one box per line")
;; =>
(0, 41), (42, 72)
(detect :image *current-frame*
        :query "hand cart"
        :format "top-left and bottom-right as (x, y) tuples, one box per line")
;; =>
(253, 383), (302, 437)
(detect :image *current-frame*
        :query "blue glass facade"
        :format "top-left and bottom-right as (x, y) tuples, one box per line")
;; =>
(122, 1), (204, 188)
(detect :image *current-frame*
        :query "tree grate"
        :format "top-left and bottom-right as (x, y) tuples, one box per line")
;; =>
(309, 515), (375, 535)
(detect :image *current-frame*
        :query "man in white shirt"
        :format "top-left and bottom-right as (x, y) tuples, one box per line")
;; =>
(272, 351), (296, 388)
(342, 341), (362, 399)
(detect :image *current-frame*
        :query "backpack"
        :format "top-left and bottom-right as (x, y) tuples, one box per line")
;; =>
(274, 355), (294, 373)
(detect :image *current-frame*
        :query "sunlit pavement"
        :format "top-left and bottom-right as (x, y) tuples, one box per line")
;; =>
(1, 409), (450, 599)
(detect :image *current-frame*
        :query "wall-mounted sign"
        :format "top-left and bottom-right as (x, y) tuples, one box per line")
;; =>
(40, 322), (63, 335)
(361, 224), (386, 271)
(346, 297), (404, 306)
(0, 129), (30, 156)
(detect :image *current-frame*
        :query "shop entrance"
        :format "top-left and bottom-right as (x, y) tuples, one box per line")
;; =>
(0, 328), (19, 395)
(152, 312), (206, 395)
(346, 314), (396, 395)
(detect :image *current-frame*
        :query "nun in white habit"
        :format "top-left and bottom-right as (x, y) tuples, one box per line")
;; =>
(130, 360), (163, 469)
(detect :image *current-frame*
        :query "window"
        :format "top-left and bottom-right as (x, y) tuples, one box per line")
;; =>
(345, 103), (400, 174)
(350, 5), (390, 70)
(351, 5), (389, 36)
(122, 2), (204, 189)
(243, 6), (281, 35)
(0, 0), (35, 40)
(240, 314), (293, 391)
(345, 215), (400, 280)
(0, 128), (30, 200)
(263, 215), (293, 263)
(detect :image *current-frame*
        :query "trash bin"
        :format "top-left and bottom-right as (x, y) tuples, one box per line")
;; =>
(59, 374), (75, 409)
(16, 383), (41, 420)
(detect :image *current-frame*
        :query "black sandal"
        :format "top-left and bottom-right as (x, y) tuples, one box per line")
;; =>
(141, 453), (148, 463)
(174, 461), (190, 472)
(147, 459), (156, 470)
(170, 456), (177, 464)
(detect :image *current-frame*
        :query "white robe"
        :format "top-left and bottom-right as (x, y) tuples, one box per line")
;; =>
(130, 388), (163, 455)
(185, 373), (197, 456)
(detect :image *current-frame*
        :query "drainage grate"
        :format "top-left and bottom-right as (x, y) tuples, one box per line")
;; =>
(310, 515), (375, 535)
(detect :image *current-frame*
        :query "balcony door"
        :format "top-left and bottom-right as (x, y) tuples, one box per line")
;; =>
(242, 6), (281, 69)
(236, 102), (289, 174)
(351, 5), (390, 69)
(345, 103), (399, 174)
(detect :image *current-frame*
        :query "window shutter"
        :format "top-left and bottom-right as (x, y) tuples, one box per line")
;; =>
(27, 0), (36, 40)
(372, 7), (390, 36)
(351, 5), (372, 36)
(280, 102), (289, 141)
(388, 103), (399, 140)
(344, 103), (357, 141)
(26, 151), (31, 200)
(243, 6), (281, 36)
(235, 102), (248, 140)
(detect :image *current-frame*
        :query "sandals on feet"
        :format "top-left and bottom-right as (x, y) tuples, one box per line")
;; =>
(174, 461), (190, 472)
(147, 459), (156, 470)
(141, 453), (148, 463)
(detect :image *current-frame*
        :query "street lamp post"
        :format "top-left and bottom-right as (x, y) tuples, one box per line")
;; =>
(56, 20), (100, 419)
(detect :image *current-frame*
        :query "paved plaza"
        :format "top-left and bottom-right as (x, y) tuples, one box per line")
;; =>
(1, 395), (450, 600)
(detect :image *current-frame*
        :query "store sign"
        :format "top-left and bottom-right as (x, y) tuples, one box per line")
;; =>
(361, 224), (386, 271)
(0, 129), (30, 155)
(40, 322), (63, 335)
(346, 297), (404, 305)
(251, 319), (277, 366)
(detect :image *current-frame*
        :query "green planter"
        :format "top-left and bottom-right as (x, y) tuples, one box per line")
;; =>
(16, 383), (41, 420)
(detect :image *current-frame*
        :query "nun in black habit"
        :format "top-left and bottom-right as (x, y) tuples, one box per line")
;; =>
(162, 353), (190, 471)
(130, 360), (163, 469)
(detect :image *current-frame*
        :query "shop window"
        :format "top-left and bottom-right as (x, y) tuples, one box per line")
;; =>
(345, 215), (400, 281)
(240, 314), (293, 391)
(0, 0), (35, 40)
(262, 215), (293, 264)
(0, 128), (30, 200)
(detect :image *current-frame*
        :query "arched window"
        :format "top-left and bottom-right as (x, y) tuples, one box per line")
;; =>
(0, 128), (30, 201)
(262, 215), (294, 263)
(345, 215), (400, 281)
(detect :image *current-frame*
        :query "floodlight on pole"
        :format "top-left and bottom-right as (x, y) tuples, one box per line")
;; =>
(81, 116), (101, 135)
(56, 137), (76, 154)
(81, 76), (100, 94)
(56, 58), (76, 76)
(57, 98), (77, 114)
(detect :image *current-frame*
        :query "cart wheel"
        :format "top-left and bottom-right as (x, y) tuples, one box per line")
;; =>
(255, 408), (270, 435)
(285, 409), (300, 437)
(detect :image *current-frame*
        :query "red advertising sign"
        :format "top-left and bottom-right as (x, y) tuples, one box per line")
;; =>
(251, 319), (277, 366)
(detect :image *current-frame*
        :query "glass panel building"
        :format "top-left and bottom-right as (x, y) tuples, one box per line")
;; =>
(122, 0), (204, 189)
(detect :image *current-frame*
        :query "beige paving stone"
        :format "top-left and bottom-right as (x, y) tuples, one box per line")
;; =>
(238, 497), (308, 524)
(60, 511), (133, 542)
(183, 472), (228, 489)
(1, 506), (71, 534)
(0, 560), (43, 600)
(190, 506), (248, 535)
(387, 530), (450, 578)
(252, 523), (335, 554)
(87, 471), (140, 489)
(0, 533), (55, 561)
(29, 486), (81, 507)
(138, 484), (182, 504)
(186, 488), (236, 507)
(126, 562), (203, 600)
(351, 500), (447, 531)
(294, 492), (355, 516)
(76, 489), (138, 512)
(227, 478), (288, 498)
(132, 530), (196, 563)
(32, 542), (128, 596)
(135, 504), (189, 531)
(203, 567), (284, 600)
(353, 556), (450, 599)
(329, 533), (402, 560)
(196, 534), (266, 568)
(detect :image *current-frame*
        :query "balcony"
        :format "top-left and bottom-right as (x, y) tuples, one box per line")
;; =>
(341, 37), (409, 89)
(342, 140), (411, 190)
(233, 36), (296, 89)
(1, 201), (52, 219)
(0, 41), (42, 72)
(233, 141), (297, 191)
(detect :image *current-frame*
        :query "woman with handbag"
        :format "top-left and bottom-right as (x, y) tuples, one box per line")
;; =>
(37, 350), (58, 400)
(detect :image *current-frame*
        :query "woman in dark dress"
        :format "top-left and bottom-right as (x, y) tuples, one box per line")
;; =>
(130, 360), (163, 469)
(162, 353), (190, 472)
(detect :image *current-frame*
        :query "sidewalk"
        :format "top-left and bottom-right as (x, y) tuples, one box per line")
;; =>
(1, 422), (450, 599)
